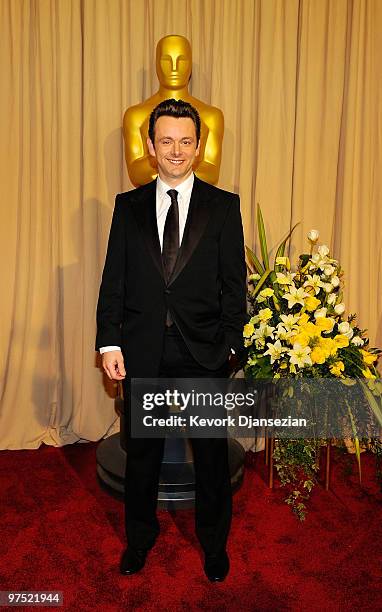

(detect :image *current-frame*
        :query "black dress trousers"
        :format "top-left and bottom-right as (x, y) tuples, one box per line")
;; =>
(123, 324), (232, 555)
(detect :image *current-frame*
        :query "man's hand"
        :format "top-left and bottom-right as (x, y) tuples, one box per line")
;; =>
(102, 350), (126, 380)
(228, 352), (239, 374)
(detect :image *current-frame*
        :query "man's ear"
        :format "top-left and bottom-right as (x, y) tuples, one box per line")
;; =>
(195, 140), (201, 157)
(147, 136), (156, 157)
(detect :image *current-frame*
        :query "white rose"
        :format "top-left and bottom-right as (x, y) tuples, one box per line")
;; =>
(351, 336), (364, 346)
(323, 283), (333, 293)
(338, 321), (354, 339)
(338, 321), (350, 333)
(334, 303), (345, 315)
(318, 245), (330, 257)
(327, 293), (336, 305)
(323, 264), (335, 276)
(314, 307), (327, 318)
(308, 230), (319, 243)
(331, 275), (340, 287)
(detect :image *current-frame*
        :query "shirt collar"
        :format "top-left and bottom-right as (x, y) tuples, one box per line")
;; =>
(157, 172), (195, 200)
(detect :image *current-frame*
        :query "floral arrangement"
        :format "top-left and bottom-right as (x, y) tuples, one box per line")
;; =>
(244, 207), (382, 519)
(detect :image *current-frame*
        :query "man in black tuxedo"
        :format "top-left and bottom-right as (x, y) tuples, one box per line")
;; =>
(96, 99), (247, 581)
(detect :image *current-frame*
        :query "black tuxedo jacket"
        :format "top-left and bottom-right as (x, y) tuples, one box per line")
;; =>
(96, 176), (247, 377)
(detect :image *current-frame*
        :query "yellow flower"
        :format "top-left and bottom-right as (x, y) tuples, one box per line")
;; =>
(311, 346), (327, 364)
(298, 313), (310, 326)
(319, 337), (337, 357)
(333, 334), (349, 348)
(330, 361), (345, 377)
(275, 272), (294, 285)
(304, 295), (321, 312)
(362, 368), (376, 379)
(249, 273), (261, 282)
(301, 322), (322, 338)
(275, 256), (290, 270)
(304, 286), (316, 297)
(290, 331), (310, 347)
(360, 349), (378, 365)
(290, 321), (324, 346)
(315, 317), (335, 332)
(243, 323), (255, 338)
(260, 288), (275, 298)
(247, 357), (258, 366)
(258, 308), (273, 322)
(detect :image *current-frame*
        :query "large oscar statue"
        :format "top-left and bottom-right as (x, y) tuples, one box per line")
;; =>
(123, 34), (223, 186)
(96, 35), (244, 507)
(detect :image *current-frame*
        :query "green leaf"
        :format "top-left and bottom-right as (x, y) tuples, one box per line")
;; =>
(245, 245), (264, 276)
(275, 222), (300, 260)
(299, 254), (310, 267)
(345, 399), (362, 483)
(257, 205), (269, 269)
(252, 268), (272, 297)
(359, 378), (382, 428)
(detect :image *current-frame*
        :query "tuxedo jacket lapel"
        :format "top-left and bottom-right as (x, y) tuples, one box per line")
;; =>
(131, 176), (214, 286)
(131, 180), (164, 280)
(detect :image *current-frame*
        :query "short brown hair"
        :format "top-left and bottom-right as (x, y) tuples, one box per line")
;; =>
(148, 99), (201, 145)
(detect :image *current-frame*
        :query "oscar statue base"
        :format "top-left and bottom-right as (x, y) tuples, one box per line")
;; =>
(96, 432), (245, 510)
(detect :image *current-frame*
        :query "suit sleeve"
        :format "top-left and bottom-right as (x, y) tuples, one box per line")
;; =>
(219, 194), (248, 357)
(95, 194), (126, 350)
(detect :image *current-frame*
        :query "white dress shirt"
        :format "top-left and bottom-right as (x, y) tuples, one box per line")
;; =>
(156, 172), (194, 250)
(99, 173), (194, 354)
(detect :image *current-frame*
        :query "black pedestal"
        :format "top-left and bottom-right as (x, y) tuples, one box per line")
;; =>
(96, 431), (245, 509)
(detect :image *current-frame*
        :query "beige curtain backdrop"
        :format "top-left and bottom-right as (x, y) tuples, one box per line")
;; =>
(0, 0), (381, 449)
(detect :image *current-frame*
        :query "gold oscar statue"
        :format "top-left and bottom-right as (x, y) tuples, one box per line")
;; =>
(123, 34), (224, 186)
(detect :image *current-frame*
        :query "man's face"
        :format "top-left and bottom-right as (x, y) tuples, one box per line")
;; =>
(147, 116), (200, 186)
(156, 37), (192, 89)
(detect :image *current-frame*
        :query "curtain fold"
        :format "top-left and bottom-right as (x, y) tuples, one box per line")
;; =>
(1, 0), (381, 449)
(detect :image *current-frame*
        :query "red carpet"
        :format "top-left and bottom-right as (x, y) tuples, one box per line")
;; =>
(0, 443), (381, 611)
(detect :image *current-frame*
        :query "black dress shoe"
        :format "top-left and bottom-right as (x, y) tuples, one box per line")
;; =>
(120, 547), (148, 575)
(204, 550), (230, 582)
